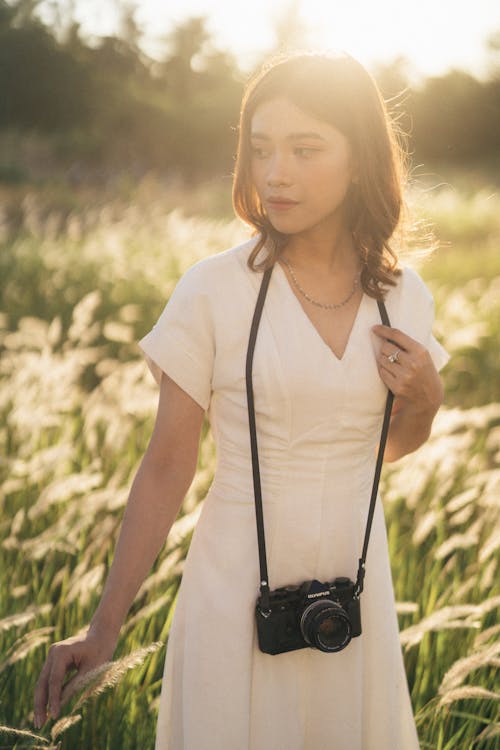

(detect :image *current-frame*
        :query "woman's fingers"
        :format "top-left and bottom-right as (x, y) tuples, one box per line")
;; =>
(372, 324), (418, 353)
(379, 344), (407, 369)
(47, 646), (77, 720)
(34, 633), (116, 729)
(373, 325), (430, 377)
(374, 326), (443, 410)
(34, 655), (52, 727)
(34, 643), (78, 727)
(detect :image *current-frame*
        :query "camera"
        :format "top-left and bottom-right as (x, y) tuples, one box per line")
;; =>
(256, 577), (361, 655)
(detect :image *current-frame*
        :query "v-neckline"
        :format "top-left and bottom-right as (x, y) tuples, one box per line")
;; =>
(274, 260), (366, 363)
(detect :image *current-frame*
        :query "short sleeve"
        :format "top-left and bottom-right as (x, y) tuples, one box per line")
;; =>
(138, 262), (215, 410)
(393, 267), (450, 372)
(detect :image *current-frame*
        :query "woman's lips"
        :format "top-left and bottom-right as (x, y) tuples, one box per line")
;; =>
(266, 198), (299, 211)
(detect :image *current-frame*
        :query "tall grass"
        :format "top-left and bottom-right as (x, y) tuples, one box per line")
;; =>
(0, 176), (498, 749)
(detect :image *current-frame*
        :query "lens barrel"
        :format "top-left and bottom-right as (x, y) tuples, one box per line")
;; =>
(300, 599), (352, 652)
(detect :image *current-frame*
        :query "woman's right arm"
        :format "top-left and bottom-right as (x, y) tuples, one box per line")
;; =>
(34, 372), (205, 728)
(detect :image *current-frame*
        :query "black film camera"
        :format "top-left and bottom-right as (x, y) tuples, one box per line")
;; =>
(256, 577), (361, 655)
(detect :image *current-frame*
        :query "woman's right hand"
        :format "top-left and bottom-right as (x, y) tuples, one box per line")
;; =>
(33, 630), (117, 729)
(34, 373), (204, 730)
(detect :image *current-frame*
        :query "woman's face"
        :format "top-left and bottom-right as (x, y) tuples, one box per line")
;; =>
(250, 97), (356, 238)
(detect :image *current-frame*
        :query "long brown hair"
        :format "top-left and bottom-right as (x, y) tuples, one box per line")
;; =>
(232, 52), (408, 298)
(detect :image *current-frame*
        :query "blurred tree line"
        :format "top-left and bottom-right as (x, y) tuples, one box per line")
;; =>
(1, 0), (499, 183)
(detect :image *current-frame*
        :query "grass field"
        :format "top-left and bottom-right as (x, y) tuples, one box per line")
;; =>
(0, 176), (499, 749)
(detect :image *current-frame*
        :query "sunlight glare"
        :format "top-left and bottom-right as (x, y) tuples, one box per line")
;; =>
(296, 0), (499, 81)
(66, 0), (500, 80)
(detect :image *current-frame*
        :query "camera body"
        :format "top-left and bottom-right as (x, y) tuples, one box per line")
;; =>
(256, 577), (361, 655)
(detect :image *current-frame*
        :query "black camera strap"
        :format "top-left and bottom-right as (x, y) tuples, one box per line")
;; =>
(246, 265), (274, 613)
(355, 298), (394, 596)
(246, 265), (394, 612)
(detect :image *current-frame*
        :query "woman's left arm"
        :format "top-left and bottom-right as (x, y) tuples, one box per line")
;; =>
(372, 324), (445, 462)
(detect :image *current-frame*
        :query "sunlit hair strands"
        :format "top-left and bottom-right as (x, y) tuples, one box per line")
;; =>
(232, 51), (409, 299)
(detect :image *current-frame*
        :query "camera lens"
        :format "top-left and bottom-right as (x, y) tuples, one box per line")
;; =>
(300, 600), (352, 653)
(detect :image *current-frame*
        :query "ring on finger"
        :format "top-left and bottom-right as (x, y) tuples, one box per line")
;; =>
(387, 348), (401, 364)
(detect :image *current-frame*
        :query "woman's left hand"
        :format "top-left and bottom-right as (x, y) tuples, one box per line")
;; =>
(372, 325), (444, 416)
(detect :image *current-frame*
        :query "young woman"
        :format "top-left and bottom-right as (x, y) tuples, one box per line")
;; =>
(34, 52), (449, 749)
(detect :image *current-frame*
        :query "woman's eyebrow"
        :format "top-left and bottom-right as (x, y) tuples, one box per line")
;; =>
(250, 131), (327, 141)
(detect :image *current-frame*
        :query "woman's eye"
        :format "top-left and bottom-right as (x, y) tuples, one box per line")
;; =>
(251, 146), (270, 159)
(295, 147), (316, 158)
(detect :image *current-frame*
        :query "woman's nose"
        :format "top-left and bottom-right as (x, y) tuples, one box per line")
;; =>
(266, 154), (292, 187)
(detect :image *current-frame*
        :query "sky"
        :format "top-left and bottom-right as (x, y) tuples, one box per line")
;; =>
(42, 0), (500, 82)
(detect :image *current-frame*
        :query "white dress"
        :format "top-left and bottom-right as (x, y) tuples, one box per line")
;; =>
(139, 237), (449, 750)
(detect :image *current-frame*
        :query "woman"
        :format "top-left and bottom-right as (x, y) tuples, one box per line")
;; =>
(34, 52), (448, 748)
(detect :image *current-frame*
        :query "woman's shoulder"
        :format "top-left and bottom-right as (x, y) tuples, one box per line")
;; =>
(159, 236), (265, 327)
(383, 263), (441, 347)
(400, 264), (433, 297)
(178, 236), (261, 291)
(385, 264), (434, 313)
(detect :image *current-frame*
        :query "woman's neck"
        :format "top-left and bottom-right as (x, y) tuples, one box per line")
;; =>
(282, 226), (359, 275)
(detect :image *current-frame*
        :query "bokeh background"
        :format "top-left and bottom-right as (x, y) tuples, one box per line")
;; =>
(0, 1), (499, 748)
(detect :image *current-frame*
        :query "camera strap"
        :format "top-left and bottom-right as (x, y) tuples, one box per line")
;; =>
(246, 265), (394, 612)
(246, 265), (274, 613)
(354, 299), (394, 596)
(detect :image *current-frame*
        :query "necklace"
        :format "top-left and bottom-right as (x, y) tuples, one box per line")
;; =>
(280, 256), (360, 310)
